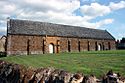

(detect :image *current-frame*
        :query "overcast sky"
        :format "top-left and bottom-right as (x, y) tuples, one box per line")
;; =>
(0, 0), (125, 40)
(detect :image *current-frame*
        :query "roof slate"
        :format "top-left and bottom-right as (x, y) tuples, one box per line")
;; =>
(8, 19), (115, 40)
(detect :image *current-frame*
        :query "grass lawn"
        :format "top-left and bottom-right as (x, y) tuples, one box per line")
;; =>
(0, 50), (125, 77)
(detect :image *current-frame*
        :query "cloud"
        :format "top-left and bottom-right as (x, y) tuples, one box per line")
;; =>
(80, 1), (125, 18)
(117, 33), (125, 40)
(0, 0), (125, 36)
(109, 1), (125, 10)
(13, 0), (114, 28)
(76, 18), (114, 28)
(11, 0), (80, 15)
(16, 10), (114, 29)
(80, 0), (99, 2)
(80, 3), (111, 17)
(95, 19), (114, 28)
(0, 28), (6, 36)
(0, 0), (16, 15)
(0, 29), (6, 33)
(113, 24), (125, 39)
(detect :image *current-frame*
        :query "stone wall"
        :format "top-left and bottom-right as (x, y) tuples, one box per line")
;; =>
(7, 34), (116, 55)
(7, 35), (44, 55)
(0, 60), (125, 83)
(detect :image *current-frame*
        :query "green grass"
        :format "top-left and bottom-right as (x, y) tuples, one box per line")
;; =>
(0, 50), (125, 77)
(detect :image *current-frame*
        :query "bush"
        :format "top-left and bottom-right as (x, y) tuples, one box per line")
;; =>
(0, 52), (6, 57)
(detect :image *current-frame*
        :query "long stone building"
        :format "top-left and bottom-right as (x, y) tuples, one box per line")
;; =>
(6, 19), (116, 55)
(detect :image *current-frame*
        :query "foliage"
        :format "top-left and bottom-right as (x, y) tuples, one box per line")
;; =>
(121, 37), (125, 43)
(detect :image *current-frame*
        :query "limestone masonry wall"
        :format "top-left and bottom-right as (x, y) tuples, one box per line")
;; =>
(0, 60), (125, 83)
(7, 35), (116, 55)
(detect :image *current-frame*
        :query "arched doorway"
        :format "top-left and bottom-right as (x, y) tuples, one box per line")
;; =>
(98, 44), (101, 51)
(49, 43), (54, 53)
(0, 35), (6, 52)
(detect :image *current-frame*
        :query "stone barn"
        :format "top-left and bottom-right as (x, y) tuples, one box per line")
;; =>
(6, 19), (116, 55)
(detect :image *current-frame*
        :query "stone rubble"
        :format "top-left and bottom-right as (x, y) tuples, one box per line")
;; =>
(0, 60), (125, 83)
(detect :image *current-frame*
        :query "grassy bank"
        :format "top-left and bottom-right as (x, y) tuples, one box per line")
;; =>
(0, 50), (125, 77)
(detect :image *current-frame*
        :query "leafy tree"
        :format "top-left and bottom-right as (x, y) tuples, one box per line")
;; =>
(121, 37), (125, 43)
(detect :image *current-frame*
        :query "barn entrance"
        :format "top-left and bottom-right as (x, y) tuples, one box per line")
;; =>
(98, 44), (101, 51)
(49, 43), (54, 53)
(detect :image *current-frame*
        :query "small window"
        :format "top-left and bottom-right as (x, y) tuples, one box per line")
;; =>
(78, 41), (80, 52)
(42, 39), (45, 54)
(95, 42), (98, 51)
(108, 42), (111, 50)
(102, 42), (105, 50)
(88, 41), (90, 51)
(57, 40), (60, 53)
(27, 39), (30, 55)
(68, 40), (71, 52)
(57, 40), (60, 46)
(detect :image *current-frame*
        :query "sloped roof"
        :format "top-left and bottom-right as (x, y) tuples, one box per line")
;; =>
(8, 19), (115, 40)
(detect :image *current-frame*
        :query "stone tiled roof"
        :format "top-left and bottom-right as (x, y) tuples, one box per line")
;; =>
(8, 19), (115, 40)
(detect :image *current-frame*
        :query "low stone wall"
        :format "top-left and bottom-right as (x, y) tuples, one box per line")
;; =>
(0, 60), (125, 83)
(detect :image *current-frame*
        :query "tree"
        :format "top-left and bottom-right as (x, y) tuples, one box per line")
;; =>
(121, 37), (125, 43)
